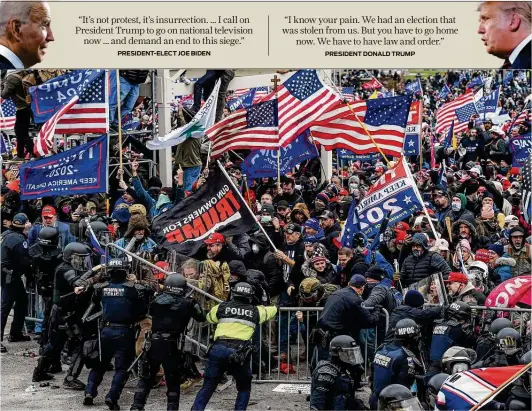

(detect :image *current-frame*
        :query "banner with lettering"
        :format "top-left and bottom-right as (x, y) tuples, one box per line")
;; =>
(509, 133), (531, 167)
(404, 101), (421, 156)
(19, 135), (108, 200)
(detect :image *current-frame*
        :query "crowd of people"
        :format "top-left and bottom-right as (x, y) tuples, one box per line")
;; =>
(0, 67), (531, 411)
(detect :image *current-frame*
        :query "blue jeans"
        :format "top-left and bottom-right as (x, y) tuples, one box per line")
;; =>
(192, 341), (252, 411)
(183, 165), (202, 191)
(85, 326), (135, 402)
(109, 72), (140, 126)
(193, 71), (222, 111)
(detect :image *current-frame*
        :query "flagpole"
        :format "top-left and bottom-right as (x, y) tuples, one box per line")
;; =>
(403, 156), (439, 239)
(321, 70), (392, 168)
(308, 131), (328, 182)
(216, 160), (278, 251)
(115, 70), (123, 169)
(419, 99), (423, 172)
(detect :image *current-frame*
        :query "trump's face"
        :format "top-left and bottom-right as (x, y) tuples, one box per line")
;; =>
(18, 2), (54, 66)
(477, 3), (516, 58)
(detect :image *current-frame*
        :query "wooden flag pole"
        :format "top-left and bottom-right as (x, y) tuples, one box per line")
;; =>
(321, 70), (392, 168)
(115, 70), (123, 169)
(271, 74), (282, 189)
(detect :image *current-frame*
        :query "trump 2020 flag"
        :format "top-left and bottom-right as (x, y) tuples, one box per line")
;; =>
(439, 84), (451, 101)
(19, 135), (108, 200)
(509, 133), (531, 167)
(241, 130), (318, 179)
(404, 78), (422, 94)
(151, 165), (257, 256)
(148, 80), (220, 150)
(30, 70), (108, 157)
(226, 86), (270, 112)
(356, 157), (423, 238)
(0, 98), (16, 131)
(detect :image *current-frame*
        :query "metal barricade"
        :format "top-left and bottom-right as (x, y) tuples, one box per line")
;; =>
(470, 305), (532, 336)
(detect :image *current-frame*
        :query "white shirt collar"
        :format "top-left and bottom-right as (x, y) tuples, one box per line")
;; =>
(509, 34), (532, 64)
(0, 45), (24, 68)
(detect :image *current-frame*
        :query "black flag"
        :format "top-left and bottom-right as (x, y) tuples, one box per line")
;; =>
(151, 166), (257, 256)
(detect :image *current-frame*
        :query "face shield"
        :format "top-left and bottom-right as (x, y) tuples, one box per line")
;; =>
(385, 397), (424, 411)
(71, 253), (93, 272)
(338, 345), (364, 366)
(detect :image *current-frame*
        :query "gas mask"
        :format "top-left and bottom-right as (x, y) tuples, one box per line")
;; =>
(451, 202), (461, 212)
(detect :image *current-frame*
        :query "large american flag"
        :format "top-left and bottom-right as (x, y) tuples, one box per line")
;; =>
(435, 91), (477, 135)
(33, 70), (108, 157)
(206, 99), (279, 158)
(309, 94), (412, 158)
(266, 70), (343, 147)
(523, 155), (532, 223)
(0, 98), (16, 131)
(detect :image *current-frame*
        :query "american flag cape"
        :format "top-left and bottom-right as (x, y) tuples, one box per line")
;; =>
(436, 91), (477, 135)
(309, 94), (412, 158)
(31, 70), (108, 157)
(0, 98), (16, 131)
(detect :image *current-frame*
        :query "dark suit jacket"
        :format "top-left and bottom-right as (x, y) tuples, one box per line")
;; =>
(510, 40), (531, 70)
(0, 53), (16, 69)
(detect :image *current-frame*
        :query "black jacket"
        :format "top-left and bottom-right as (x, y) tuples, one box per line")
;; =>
(0, 54), (16, 69)
(400, 251), (451, 286)
(384, 304), (443, 343)
(323, 222), (341, 263)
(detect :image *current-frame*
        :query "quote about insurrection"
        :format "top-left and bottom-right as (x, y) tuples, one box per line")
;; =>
(74, 13), (459, 57)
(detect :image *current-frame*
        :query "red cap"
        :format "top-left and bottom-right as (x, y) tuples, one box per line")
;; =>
(475, 249), (491, 263)
(42, 205), (57, 217)
(153, 261), (169, 280)
(204, 232), (225, 245)
(395, 230), (407, 243)
(446, 272), (469, 284)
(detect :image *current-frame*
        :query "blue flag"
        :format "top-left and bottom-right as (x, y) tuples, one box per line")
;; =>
(503, 71), (514, 87)
(403, 134), (420, 156)
(468, 75), (484, 89)
(241, 131), (318, 178)
(337, 149), (381, 162)
(0, 133), (6, 154)
(341, 199), (361, 247)
(444, 120), (455, 149)
(509, 133), (532, 167)
(405, 78), (422, 94)
(476, 87), (500, 114)
(121, 113), (141, 131)
(19, 135), (108, 200)
(439, 162), (448, 191)
(440, 84), (451, 100)
(226, 87), (270, 112)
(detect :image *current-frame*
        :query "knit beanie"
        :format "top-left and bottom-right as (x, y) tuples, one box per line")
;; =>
(315, 192), (330, 205)
(488, 243), (504, 257)
(404, 290), (425, 308)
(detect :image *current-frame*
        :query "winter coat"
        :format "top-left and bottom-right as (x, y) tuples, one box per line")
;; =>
(28, 222), (76, 249)
(505, 244), (531, 277)
(490, 254), (517, 284)
(451, 215), (490, 252)
(400, 250), (452, 286)
(453, 282), (486, 305)
(290, 202), (310, 221)
(323, 222), (342, 263)
(363, 278), (398, 315)
(301, 260), (338, 285)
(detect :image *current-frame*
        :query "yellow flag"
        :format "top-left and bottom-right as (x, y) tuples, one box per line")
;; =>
(369, 90), (379, 99)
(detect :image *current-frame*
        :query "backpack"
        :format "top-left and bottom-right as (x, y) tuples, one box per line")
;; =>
(199, 260), (230, 310)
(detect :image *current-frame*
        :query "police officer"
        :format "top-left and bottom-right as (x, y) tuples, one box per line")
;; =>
(29, 227), (63, 351)
(191, 282), (277, 411)
(440, 346), (477, 374)
(476, 327), (522, 367)
(505, 350), (531, 410)
(84, 258), (150, 409)
(370, 319), (423, 410)
(377, 384), (423, 411)
(426, 301), (474, 381)
(130, 274), (206, 411)
(425, 373), (450, 411)
(475, 316), (513, 361)
(32, 242), (93, 383)
(1, 213), (32, 353)
(310, 335), (365, 410)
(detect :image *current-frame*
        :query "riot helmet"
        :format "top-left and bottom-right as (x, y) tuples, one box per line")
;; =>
(164, 273), (187, 296)
(489, 317), (513, 336)
(441, 346), (477, 374)
(496, 327), (521, 355)
(38, 226), (59, 248)
(63, 242), (92, 271)
(231, 282), (254, 302)
(299, 277), (324, 305)
(329, 335), (363, 366)
(86, 221), (112, 246)
(378, 384), (423, 411)
(394, 318), (421, 343)
(447, 301), (472, 322)
(426, 373), (450, 410)
(519, 350), (531, 395)
(106, 258), (130, 281)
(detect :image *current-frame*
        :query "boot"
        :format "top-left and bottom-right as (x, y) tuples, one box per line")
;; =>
(48, 362), (63, 373)
(83, 394), (94, 406)
(32, 366), (54, 382)
(63, 377), (86, 390)
(105, 398), (120, 410)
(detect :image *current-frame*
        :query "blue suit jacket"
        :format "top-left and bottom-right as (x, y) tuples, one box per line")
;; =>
(510, 40), (531, 69)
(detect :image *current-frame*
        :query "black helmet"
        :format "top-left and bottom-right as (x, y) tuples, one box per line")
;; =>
(164, 273), (187, 296)
(394, 319), (421, 343)
(496, 327), (521, 355)
(299, 278), (324, 305)
(441, 346), (477, 374)
(63, 242), (92, 271)
(106, 258), (130, 280)
(426, 373), (450, 410)
(490, 317), (513, 336)
(231, 282), (254, 302)
(329, 335), (363, 366)
(519, 350), (531, 395)
(378, 384), (423, 411)
(86, 221), (112, 246)
(448, 301), (472, 321)
(38, 226), (59, 248)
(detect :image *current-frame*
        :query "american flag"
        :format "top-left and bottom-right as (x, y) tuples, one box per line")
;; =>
(435, 92), (477, 135)
(514, 109), (532, 126)
(206, 99), (279, 158)
(522, 155), (531, 223)
(33, 70), (108, 157)
(0, 98), (16, 131)
(309, 94), (412, 158)
(341, 87), (355, 102)
(229, 86), (271, 103)
(263, 70), (343, 147)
